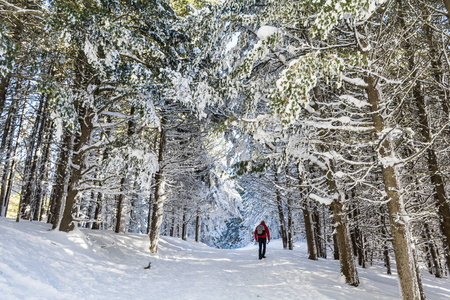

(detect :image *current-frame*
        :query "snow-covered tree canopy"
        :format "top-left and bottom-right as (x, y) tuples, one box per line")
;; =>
(1, 1), (450, 298)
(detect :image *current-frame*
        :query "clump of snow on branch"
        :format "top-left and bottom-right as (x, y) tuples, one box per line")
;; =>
(256, 25), (279, 40)
(339, 95), (370, 108)
(84, 37), (98, 66)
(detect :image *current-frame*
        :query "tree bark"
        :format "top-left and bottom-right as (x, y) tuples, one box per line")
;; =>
(0, 95), (25, 216)
(274, 168), (288, 249)
(37, 125), (53, 221)
(380, 209), (392, 275)
(170, 208), (176, 237)
(352, 206), (366, 268)
(366, 76), (424, 300)
(49, 130), (72, 228)
(313, 208), (325, 258)
(0, 79), (20, 183)
(333, 233), (340, 260)
(149, 115), (167, 253)
(298, 164), (318, 259)
(277, 196), (288, 249)
(331, 198), (359, 286)
(424, 223), (443, 278)
(115, 177), (128, 233)
(19, 93), (48, 219)
(302, 198), (318, 260)
(59, 103), (93, 232)
(324, 159), (359, 286)
(92, 189), (103, 230)
(32, 98), (51, 220)
(182, 207), (187, 241)
(287, 197), (294, 250)
(422, 22), (450, 273)
(443, 0), (450, 18)
(92, 119), (110, 230)
(0, 75), (10, 113)
(146, 190), (153, 235)
(322, 208), (328, 259)
(195, 215), (200, 242)
(115, 106), (136, 233)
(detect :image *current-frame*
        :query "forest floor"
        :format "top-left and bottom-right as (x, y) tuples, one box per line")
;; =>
(0, 218), (449, 300)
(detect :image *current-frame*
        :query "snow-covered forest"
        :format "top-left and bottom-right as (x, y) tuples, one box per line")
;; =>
(1, 0), (450, 299)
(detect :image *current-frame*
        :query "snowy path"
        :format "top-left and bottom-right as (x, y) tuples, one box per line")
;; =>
(152, 238), (397, 300)
(1, 219), (449, 300)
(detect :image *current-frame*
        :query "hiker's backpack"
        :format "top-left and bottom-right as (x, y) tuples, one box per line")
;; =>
(257, 224), (265, 235)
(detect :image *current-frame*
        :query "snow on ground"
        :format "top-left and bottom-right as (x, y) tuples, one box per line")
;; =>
(0, 218), (449, 300)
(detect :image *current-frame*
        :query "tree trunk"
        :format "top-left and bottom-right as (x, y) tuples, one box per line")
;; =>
(384, 246), (392, 275)
(352, 206), (366, 268)
(146, 191), (153, 235)
(380, 209), (392, 275)
(170, 208), (175, 237)
(416, 21), (450, 274)
(49, 130), (72, 228)
(325, 162), (359, 286)
(128, 181), (138, 233)
(322, 208), (328, 259)
(149, 115), (167, 253)
(58, 153), (79, 232)
(424, 223), (443, 278)
(303, 199), (318, 260)
(331, 199), (359, 286)
(0, 106), (21, 215)
(59, 106), (93, 232)
(366, 76), (424, 300)
(287, 197), (294, 250)
(115, 106), (136, 234)
(182, 207), (187, 241)
(32, 99), (51, 221)
(0, 96), (25, 217)
(115, 177), (128, 233)
(0, 79), (20, 194)
(443, 0), (450, 17)
(37, 125), (53, 222)
(276, 189), (287, 249)
(333, 233), (340, 260)
(274, 167), (288, 249)
(298, 164), (318, 259)
(313, 208), (325, 258)
(195, 215), (200, 242)
(92, 118), (111, 230)
(0, 75), (10, 113)
(19, 93), (47, 219)
(92, 188), (103, 230)
(149, 171), (166, 253)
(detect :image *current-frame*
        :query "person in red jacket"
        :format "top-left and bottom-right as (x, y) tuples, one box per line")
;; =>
(254, 221), (270, 260)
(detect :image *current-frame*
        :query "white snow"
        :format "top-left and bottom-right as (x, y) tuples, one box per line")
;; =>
(341, 76), (368, 88)
(339, 95), (371, 108)
(84, 37), (98, 65)
(1, 218), (449, 300)
(309, 193), (334, 206)
(256, 26), (278, 40)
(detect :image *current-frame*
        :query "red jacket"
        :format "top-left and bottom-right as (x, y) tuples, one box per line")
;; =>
(254, 221), (270, 242)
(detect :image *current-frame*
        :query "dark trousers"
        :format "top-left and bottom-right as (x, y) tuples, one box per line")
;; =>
(258, 237), (266, 258)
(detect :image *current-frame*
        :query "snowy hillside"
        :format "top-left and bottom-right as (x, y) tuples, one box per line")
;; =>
(0, 218), (449, 300)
